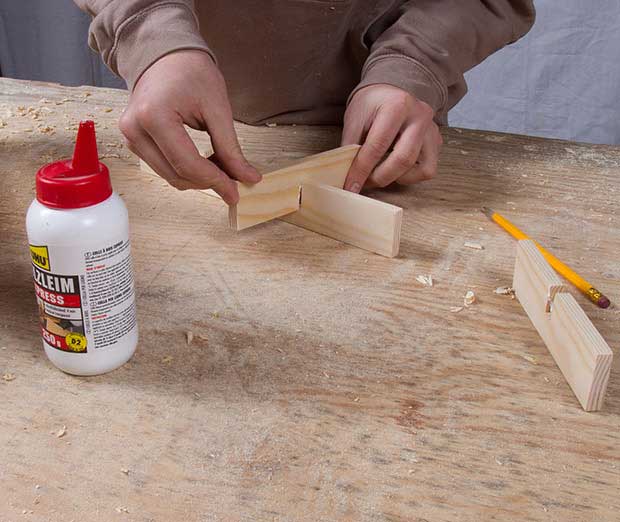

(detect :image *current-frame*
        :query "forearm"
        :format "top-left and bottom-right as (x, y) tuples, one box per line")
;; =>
(74, 0), (213, 89)
(355, 0), (535, 116)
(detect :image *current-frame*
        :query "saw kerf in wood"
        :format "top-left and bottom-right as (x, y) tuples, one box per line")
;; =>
(140, 145), (403, 257)
(513, 240), (613, 411)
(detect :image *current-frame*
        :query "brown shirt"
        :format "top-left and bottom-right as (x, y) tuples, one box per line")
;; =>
(76, 1), (535, 125)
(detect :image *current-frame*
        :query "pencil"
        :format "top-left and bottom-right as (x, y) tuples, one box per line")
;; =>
(481, 207), (611, 309)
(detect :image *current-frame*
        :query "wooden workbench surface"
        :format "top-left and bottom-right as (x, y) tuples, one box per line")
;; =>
(1, 78), (619, 521)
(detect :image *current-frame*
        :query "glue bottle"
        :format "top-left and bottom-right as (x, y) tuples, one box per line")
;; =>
(26, 120), (138, 375)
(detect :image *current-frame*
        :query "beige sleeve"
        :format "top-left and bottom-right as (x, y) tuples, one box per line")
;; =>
(352, 0), (536, 120)
(74, 0), (214, 90)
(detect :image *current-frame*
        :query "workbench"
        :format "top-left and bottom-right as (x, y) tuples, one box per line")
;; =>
(1, 78), (619, 521)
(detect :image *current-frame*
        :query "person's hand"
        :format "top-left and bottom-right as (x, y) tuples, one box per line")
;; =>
(342, 84), (442, 192)
(119, 50), (261, 205)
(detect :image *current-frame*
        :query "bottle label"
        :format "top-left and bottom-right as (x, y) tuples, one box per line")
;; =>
(30, 239), (137, 354)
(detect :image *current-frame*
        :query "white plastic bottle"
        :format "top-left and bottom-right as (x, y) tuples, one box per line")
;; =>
(26, 120), (138, 375)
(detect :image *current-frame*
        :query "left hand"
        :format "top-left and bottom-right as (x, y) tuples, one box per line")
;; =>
(342, 84), (443, 192)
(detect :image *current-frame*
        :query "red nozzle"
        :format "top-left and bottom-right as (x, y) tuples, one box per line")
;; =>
(72, 120), (100, 175)
(36, 120), (112, 209)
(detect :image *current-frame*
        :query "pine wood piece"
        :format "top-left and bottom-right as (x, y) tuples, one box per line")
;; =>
(513, 240), (613, 411)
(281, 183), (402, 258)
(230, 144), (360, 230)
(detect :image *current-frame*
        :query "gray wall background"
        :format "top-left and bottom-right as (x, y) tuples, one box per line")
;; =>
(1, 1), (619, 145)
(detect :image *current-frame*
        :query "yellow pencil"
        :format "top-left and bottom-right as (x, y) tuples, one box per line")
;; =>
(481, 207), (610, 309)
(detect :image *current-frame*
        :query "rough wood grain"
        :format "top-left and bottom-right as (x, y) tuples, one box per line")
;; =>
(231, 145), (360, 230)
(282, 183), (402, 257)
(1, 78), (620, 522)
(513, 240), (613, 411)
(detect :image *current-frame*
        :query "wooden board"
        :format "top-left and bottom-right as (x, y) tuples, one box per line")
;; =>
(513, 240), (613, 411)
(1, 78), (620, 522)
(282, 183), (402, 257)
(231, 144), (360, 230)
(143, 147), (402, 257)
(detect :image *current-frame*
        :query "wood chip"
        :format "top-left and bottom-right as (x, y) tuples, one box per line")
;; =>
(186, 331), (194, 345)
(2, 372), (16, 381)
(450, 306), (464, 313)
(103, 107), (113, 113)
(37, 125), (55, 135)
(162, 355), (173, 363)
(265, 122), (277, 127)
(115, 506), (129, 514)
(416, 275), (434, 287)
(0, 120), (7, 128)
(494, 286), (516, 298)
(464, 241), (484, 250)
(120, 468), (130, 475)
(55, 425), (67, 438)
(464, 290), (476, 306)
(522, 354), (538, 365)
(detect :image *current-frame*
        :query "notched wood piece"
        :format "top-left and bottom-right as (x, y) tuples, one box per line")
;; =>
(282, 182), (402, 258)
(513, 240), (613, 411)
(231, 144), (360, 231)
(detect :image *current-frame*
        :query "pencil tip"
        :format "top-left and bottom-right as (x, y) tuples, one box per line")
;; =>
(480, 207), (494, 219)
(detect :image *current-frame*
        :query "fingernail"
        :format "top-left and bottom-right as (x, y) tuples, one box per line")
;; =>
(350, 182), (361, 193)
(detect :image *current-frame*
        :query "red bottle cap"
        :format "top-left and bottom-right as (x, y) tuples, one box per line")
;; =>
(36, 120), (112, 209)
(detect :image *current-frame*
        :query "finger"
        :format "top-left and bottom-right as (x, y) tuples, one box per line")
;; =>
(341, 107), (367, 146)
(395, 128), (441, 185)
(202, 103), (262, 185)
(123, 129), (202, 191)
(344, 107), (405, 192)
(142, 112), (240, 205)
(367, 120), (428, 188)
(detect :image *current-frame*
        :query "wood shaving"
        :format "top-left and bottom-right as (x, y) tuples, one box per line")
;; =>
(2, 372), (16, 381)
(494, 286), (516, 299)
(55, 425), (67, 438)
(186, 331), (194, 345)
(55, 98), (72, 105)
(450, 306), (464, 313)
(37, 125), (55, 135)
(464, 241), (484, 250)
(416, 275), (434, 287)
(464, 290), (476, 306)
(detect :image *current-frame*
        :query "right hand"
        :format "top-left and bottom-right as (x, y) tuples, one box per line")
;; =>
(120, 50), (261, 205)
